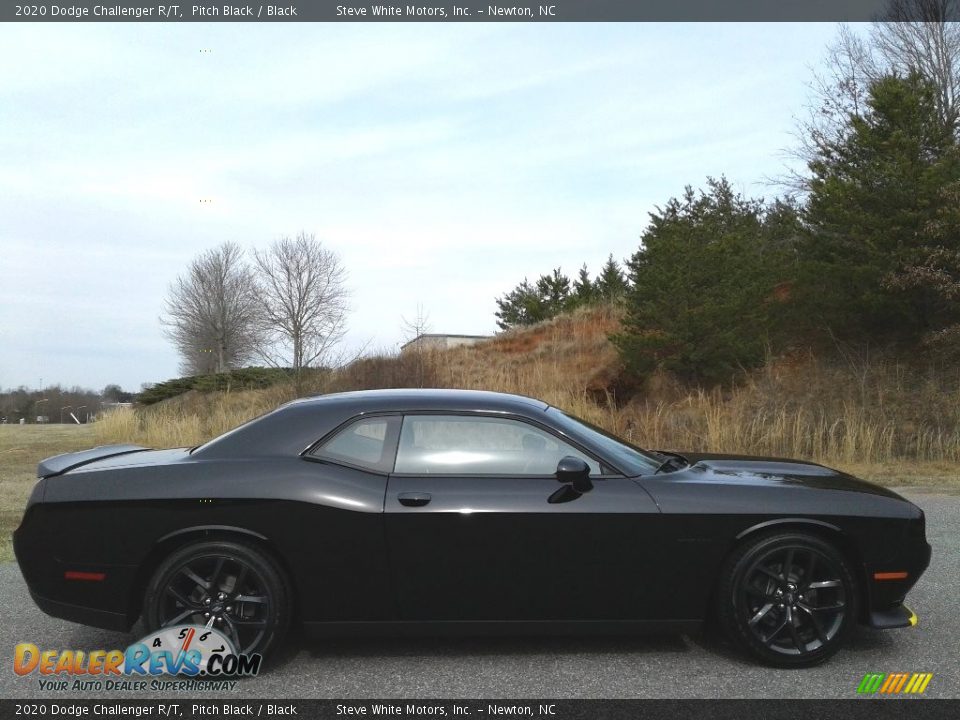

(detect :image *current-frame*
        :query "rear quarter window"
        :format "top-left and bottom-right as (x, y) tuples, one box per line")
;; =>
(309, 416), (400, 473)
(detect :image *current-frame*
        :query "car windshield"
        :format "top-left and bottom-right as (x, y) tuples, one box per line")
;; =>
(546, 408), (661, 476)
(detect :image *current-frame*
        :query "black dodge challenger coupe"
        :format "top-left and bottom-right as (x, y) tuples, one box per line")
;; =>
(14, 389), (930, 667)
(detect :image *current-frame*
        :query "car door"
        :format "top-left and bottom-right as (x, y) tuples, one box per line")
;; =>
(383, 413), (662, 622)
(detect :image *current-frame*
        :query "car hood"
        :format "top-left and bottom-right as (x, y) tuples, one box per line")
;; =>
(669, 451), (906, 500)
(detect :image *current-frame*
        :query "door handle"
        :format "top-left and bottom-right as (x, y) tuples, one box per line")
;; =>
(397, 492), (432, 508)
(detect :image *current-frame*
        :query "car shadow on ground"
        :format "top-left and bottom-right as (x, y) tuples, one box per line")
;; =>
(268, 631), (703, 675)
(58, 621), (698, 667)
(56, 618), (900, 677)
(281, 624), (900, 672)
(686, 623), (900, 666)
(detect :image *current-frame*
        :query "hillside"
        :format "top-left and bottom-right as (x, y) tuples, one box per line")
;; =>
(96, 305), (960, 486)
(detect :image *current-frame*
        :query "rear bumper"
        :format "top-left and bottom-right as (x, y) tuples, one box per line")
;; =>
(27, 588), (131, 632)
(14, 513), (138, 634)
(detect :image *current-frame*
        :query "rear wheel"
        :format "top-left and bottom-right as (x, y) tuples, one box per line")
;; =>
(717, 533), (857, 667)
(143, 540), (290, 658)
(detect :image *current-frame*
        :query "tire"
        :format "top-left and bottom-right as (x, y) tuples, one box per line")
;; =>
(143, 540), (291, 658)
(717, 532), (858, 668)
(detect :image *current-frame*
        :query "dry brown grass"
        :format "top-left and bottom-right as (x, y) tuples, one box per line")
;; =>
(3, 308), (958, 560)
(94, 384), (298, 450)
(5, 305), (955, 563)
(92, 305), (960, 488)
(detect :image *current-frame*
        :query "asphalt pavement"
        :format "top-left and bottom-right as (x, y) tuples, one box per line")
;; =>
(1, 489), (957, 699)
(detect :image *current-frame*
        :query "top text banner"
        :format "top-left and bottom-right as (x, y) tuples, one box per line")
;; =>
(0, 1), (927, 23)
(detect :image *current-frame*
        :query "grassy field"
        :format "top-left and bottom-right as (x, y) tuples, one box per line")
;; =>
(90, 306), (960, 466)
(0, 424), (96, 562)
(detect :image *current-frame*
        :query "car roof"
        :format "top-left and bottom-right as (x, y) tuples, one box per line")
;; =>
(193, 389), (552, 459)
(286, 388), (549, 413)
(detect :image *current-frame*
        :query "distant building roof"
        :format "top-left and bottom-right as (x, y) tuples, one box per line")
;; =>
(400, 333), (492, 351)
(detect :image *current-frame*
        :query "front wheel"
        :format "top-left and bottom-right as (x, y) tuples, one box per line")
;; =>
(717, 533), (858, 667)
(143, 540), (291, 658)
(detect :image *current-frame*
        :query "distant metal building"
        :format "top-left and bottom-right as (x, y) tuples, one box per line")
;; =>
(400, 334), (491, 354)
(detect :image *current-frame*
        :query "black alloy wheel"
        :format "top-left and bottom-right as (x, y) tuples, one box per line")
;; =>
(718, 533), (857, 667)
(144, 540), (290, 658)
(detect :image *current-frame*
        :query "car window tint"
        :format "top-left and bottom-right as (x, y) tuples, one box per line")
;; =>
(394, 415), (601, 476)
(312, 418), (391, 471)
(546, 408), (660, 475)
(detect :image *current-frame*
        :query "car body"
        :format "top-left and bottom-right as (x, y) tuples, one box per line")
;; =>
(14, 389), (930, 666)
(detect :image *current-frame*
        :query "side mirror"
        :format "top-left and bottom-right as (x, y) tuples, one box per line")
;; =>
(555, 456), (593, 494)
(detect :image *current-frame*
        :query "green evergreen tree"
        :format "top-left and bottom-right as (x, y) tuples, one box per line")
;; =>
(884, 179), (960, 356)
(494, 278), (547, 330)
(494, 269), (573, 329)
(570, 264), (596, 307)
(612, 178), (795, 385)
(799, 73), (960, 343)
(595, 254), (629, 301)
(535, 268), (572, 316)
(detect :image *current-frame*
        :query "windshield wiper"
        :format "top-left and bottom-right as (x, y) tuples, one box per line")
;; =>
(652, 450), (689, 475)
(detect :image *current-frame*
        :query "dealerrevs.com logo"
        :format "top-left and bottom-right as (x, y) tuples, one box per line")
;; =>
(13, 626), (261, 692)
(857, 672), (933, 695)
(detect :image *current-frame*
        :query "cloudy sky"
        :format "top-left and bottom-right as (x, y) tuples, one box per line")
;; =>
(0, 22), (842, 392)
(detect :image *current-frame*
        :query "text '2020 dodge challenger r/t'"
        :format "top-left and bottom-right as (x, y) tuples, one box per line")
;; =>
(14, 389), (930, 667)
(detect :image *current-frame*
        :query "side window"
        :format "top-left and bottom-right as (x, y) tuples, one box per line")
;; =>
(394, 415), (602, 476)
(310, 417), (399, 473)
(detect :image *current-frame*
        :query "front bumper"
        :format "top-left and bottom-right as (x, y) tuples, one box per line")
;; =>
(864, 539), (931, 629)
(870, 604), (918, 630)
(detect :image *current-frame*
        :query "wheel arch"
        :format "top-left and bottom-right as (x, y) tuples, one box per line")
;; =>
(127, 525), (299, 627)
(734, 517), (842, 540)
(719, 518), (868, 624)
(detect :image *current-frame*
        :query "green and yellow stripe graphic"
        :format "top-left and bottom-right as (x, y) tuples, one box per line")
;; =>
(857, 672), (932, 694)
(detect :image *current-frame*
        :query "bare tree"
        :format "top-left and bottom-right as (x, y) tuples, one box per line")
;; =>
(400, 303), (432, 387)
(400, 303), (432, 345)
(785, 2), (960, 191)
(254, 232), (348, 392)
(782, 26), (882, 192)
(161, 242), (262, 375)
(875, 0), (960, 131)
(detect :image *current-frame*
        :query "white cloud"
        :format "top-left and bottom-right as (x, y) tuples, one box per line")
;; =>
(0, 22), (839, 391)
